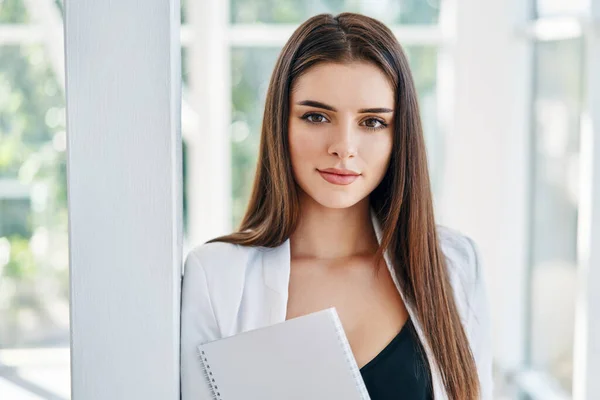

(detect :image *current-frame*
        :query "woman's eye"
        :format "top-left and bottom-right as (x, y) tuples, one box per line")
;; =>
(302, 113), (328, 124)
(363, 118), (387, 130)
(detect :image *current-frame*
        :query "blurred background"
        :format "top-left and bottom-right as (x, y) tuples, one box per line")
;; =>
(0, 0), (597, 399)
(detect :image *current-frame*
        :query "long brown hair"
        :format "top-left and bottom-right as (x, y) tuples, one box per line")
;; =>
(209, 12), (479, 399)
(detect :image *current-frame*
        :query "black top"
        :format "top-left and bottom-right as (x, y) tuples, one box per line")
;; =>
(359, 318), (433, 400)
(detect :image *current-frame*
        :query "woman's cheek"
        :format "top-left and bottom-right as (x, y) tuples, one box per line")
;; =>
(364, 136), (393, 175)
(289, 126), (323, 163)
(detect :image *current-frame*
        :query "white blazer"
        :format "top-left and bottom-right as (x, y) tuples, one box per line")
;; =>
(180, 208), (493, 399)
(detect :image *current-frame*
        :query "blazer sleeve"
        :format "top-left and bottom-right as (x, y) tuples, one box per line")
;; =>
(180, 251), (220, 400)
(465, 236), (494, 400)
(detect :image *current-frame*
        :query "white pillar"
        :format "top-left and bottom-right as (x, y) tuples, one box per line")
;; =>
(573, 7), (600, 399)
(64, 1), (183, 398)
(186, 0), (231, 248)
(437, 0), (531, 372)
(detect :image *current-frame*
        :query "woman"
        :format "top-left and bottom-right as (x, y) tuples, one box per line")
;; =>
(181, 12), (492, 400)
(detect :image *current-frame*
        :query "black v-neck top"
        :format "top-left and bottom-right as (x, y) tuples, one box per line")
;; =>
(359, 318), (433, 400)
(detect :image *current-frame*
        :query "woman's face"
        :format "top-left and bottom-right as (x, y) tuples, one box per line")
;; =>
(288, 61), (394, 209)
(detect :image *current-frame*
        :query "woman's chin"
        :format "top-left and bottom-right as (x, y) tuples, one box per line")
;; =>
(310, 193), (365, 210)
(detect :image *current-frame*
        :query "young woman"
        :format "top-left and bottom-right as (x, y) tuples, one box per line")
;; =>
(181, 12), (492, 400)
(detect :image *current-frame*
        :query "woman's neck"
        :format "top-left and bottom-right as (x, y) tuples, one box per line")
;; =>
(289, 194), (379, 260)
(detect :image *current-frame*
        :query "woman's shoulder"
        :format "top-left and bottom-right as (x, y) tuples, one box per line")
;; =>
(434, 224), (488, 326)
(182, 240), (281, 340)
(186, 240), (243, 263)
(435, 224), (493, 396)
(184, 240), (261, 279)
(436, 225), (479, 264)
(435, 224), (483, 288)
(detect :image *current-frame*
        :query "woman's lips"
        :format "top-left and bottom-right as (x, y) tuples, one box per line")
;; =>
(318, 170), (360, 185)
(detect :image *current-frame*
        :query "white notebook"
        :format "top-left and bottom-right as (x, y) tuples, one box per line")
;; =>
(196, 307), (371, 400)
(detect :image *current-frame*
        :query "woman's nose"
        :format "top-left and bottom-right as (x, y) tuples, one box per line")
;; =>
(328, 119), (358, 159)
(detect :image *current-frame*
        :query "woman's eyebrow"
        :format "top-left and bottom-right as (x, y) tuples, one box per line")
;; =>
(296, 100), (337, 111)
(295, 100), (393, 114)
(357, 107), (393, 114)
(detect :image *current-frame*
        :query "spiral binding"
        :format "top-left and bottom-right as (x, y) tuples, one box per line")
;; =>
(197, 345), (222, 400)
(329, 308), (372, 400)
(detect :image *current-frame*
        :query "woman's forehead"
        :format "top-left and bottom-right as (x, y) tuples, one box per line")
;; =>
(290, 62), (395, 111)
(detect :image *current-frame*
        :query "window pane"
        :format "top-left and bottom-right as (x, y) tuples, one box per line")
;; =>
(230, 47), (281, 227)
(0, 43), (70, 398)
(0, 0), (29, 23)
(230, 46), (438, 228)
(230, 0), (440, 25)
(535, 0), (589, 17)
(529, 38), (583, 392)
(54, 0), (63, 17)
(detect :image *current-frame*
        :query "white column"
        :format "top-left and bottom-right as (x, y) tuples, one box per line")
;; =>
(573, 6), (600, 399)
(437, 0), (532, 372)
(64, 1), (182, 398)
(186, 0), (231, 249)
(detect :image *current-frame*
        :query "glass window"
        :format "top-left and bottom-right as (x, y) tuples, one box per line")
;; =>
(54, 0), (64, 17)
(0, 195), (32, 238)
(0, 0), (29, 23)
(0, 42), (70, 397)
(181, 0), (187, 23)
(230, 45), (438, 228)
(230, 0), (440, 25)
(230, 47), (281, 226)
(535, 0), (589, 18)
(529, 37), (584, 393)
